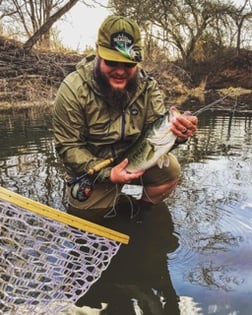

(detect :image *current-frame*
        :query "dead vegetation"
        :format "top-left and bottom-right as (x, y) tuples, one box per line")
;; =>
(0, 35), (251, 112)
(0, 36), (81, 110)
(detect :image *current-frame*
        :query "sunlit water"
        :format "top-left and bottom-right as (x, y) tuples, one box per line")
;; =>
(0, 105), (252, 314)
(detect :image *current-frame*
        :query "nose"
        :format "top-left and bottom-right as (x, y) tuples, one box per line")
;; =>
(113, 64), (127, 74)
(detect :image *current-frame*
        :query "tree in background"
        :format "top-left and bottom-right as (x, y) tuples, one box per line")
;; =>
(109, 0), (252, 66)
(229, 0), (252, 55)
(0, 0), (251, 58)
(0, 0), (93, 51)
(23, 0), (80, 51)
(1, 0), (66, 48)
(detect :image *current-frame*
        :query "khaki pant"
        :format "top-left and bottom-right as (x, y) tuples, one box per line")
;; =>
(67, 153), (181, 221)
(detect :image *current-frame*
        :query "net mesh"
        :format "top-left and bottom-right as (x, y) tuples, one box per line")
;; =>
(0, 200), (121, 315)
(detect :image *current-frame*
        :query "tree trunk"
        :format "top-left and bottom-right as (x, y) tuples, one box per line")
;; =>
(23, 0), (80, 52)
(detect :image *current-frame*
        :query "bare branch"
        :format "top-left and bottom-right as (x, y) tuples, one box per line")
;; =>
(23, 0), (80, 51)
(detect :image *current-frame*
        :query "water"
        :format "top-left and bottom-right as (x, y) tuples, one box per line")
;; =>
(0, 111), (66, 211)
(166, 111), (252, 314)
(0, 105), (252, 314)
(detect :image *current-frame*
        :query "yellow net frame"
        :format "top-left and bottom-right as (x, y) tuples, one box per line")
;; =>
(0, 187), (129, 314)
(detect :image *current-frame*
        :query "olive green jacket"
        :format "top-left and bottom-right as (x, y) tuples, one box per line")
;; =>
(53, 55), (166, 181)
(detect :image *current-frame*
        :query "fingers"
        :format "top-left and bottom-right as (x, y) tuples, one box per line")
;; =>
(110, 159), (144, 184)
(171, 115), (198, 138)
(117, 158), (129, 170)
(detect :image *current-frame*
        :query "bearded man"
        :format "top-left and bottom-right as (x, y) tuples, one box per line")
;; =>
(53, 15), (198, 223)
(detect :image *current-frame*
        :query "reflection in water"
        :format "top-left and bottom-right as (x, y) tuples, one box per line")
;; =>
(76, 202), (181, 314)
(166, 113), (252, 314)
(0, 108), (252, 314)
(187, 261), (244, 291)
(0, 111), (66, 211)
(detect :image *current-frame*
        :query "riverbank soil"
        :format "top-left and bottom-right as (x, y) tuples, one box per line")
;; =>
(0, 35), (251, 112)
(0, 36), (80, 111)
(179, 48), (251, 89)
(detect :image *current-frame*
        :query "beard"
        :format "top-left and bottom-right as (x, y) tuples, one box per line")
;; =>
(94, 60), (138, 108)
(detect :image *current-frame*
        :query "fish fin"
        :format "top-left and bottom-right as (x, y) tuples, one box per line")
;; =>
(157, 158), (164, 168)
(147, 150), (155, 161)
(146, 143), (155, 161)
(157, 154), (170, 168)
(163, 154), (170, 167)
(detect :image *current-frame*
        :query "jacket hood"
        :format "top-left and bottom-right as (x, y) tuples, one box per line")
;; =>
(75, 55), (101, 95)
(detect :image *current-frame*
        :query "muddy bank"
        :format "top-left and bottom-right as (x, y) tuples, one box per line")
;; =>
(0, 36), (251, 112)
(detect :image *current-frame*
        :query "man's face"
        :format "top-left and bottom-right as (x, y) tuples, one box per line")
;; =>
(99, 58), (138, 90)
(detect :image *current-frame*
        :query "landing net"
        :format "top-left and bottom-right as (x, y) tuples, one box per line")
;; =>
(0, 187), (129, 315)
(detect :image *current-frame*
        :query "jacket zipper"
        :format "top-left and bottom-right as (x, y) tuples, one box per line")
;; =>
(121, 108), (126, 141)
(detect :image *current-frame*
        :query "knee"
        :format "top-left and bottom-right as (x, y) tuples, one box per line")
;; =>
(142, 178), (179, 204)
(138, 154), (181, 204)
(165, 153), (181, 182)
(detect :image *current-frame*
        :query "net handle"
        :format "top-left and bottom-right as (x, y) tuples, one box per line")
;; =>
(0, 186), (129, 244)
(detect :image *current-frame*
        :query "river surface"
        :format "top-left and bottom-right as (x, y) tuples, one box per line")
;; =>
(0, 100), (252, 315)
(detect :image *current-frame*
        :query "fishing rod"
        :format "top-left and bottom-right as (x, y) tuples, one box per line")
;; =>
(192, 95), (229, 116)
(67, 95), (229, 200)
(67, 157), (115, 201)
(68, 95), (228, 187)
(67, 157), (114, 186)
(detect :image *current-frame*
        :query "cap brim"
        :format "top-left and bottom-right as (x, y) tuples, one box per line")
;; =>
(97, 45), (138, 63)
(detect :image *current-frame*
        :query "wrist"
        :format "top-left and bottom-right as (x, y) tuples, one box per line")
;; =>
(175, 137), (188, 145)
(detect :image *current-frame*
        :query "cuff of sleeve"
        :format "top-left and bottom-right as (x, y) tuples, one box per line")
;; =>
(175, 137), (188, 145)
(171, 137), (188, 151)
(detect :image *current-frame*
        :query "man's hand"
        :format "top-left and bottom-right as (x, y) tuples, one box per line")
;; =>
(171, 111), (198, 140)
(110, 158), (144, 184)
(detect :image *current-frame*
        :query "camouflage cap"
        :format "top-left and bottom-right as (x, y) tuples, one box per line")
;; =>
(97, 15), (143, 63)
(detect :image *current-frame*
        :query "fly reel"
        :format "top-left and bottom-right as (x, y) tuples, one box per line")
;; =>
(70, 176), (93, 201)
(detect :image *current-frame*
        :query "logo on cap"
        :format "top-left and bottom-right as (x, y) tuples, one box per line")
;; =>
(111, 31), (134, 49)
(111, 31), (142, 62)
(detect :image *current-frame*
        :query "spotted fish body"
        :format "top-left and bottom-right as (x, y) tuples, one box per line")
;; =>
(126, 106), (181, 172)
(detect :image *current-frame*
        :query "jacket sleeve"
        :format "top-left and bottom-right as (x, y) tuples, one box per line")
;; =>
(53, 78), (109, 179)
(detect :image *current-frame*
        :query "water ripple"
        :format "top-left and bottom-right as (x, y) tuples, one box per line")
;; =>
(166, 149), (252, 293)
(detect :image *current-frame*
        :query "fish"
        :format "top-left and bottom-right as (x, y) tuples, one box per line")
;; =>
(68, 97), (228, 185)
(125, 106), (181, 173)
(125, 96), (230, 173)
